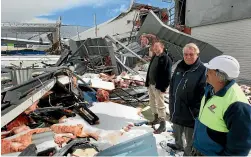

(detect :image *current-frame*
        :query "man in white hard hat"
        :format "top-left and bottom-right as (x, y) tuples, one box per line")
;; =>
(191, 55), (251, 156)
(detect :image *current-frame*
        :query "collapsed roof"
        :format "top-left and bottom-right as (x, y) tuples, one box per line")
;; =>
(138, 10), (223, 63)
(71, 2), (168, 41)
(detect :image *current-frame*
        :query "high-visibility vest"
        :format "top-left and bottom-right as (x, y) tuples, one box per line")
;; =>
(199, 83), (249, 132)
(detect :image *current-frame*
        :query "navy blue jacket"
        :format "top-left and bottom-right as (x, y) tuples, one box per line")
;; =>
(193, 80), (251, 156)
(169, 58), (207, 128)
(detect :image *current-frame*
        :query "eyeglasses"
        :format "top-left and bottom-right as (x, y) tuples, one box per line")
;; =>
(184, 53), (196, 57)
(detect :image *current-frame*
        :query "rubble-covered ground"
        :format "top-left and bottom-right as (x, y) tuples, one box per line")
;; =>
(1, 99), (180, 156)
(0, 69), (178, 156)
(1, 68), (250, 156)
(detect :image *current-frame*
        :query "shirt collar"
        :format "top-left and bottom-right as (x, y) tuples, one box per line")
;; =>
(179, 57), (201, 71)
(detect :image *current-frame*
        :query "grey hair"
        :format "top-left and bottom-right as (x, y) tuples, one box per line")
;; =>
(183, 43), (200, 54)
(215, 70), (231, 82)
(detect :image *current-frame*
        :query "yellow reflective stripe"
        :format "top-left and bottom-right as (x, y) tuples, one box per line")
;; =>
(199, 83), (249, 132)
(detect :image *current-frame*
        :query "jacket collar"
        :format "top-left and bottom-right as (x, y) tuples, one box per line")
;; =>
(151, 52), (165, 60)
(178, 57), (201, 72)
(205, 80), (236, 97)
(155, 52), (165, 57)
(215, 80), (236, 97)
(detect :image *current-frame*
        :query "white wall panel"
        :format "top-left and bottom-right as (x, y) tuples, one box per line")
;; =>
(191, 19), (251, 84)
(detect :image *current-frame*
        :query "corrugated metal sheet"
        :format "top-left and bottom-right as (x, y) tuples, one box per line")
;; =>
(70, 38), (110, 58)
(191, 18), (251, 85)
(96, 132), (158, 156)
(11, 68), (33, 85)
(138, 10), (223, 63)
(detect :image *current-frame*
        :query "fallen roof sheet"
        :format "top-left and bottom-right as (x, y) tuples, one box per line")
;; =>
(138, 10), (223, 63)
(96, 132), (158, 156)
(1, 78), (56, 127)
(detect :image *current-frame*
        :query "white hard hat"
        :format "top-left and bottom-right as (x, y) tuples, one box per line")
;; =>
(204, 55), (240, 79)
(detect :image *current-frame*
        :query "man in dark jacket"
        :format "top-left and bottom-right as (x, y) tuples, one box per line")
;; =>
(167, 43), (207, 155)
(145, 41), (172, 134)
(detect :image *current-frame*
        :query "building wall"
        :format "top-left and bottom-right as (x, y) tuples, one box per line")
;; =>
(191, 18), (251, 85)
(185, 0), (251, 27)
(71, 11), (137, 41)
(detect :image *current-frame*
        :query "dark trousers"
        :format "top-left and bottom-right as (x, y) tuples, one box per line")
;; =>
(190, 147), (204, 156)
(172, 124), (194, 156)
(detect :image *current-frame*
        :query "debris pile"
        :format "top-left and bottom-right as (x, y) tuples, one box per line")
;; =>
(4, 4), (250, 156)
(1, 127), (51, 154)
(1, 117), (133, 155)
(240, 85), (251, 104)
(0, 68), (150, 156)
(99, 72), (145, 88)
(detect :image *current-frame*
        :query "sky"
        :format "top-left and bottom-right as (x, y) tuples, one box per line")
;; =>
(1, 0), (173, 28)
